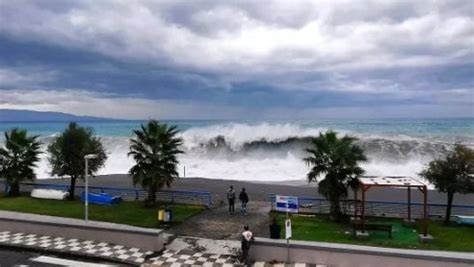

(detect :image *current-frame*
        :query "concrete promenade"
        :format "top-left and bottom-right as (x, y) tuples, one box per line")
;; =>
(0, 210), (164, 251)
(168, 201), (271, 240)
(0, 207), (473, 266)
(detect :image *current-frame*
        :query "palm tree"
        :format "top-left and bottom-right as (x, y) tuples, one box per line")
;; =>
(0, 128), (42, 197)
(128, 120), (183, 205)
(304, 131), (367, 220)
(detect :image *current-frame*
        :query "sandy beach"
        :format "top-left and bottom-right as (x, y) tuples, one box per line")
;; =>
(42, 174), (474, 205)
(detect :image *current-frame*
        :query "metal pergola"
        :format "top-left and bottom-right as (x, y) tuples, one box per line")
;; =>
(355, 176), (429, 237)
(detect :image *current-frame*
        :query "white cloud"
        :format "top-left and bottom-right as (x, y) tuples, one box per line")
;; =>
(0, 89), (252, 119)
(0, 67), (57, 87)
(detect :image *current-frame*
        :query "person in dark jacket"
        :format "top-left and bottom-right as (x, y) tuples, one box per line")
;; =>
(269, 217), (281, 239)
(227, 185), (236, 214)
(239, 188), (249, 215)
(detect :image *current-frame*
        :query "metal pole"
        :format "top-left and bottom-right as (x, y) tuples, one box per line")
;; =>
(286, 211), (289, 264)
(183, 166), (186, 177)
(85, 159), (88, 222)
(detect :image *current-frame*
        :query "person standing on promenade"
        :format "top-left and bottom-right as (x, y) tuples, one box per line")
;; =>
(240, 225), (254, 265)
(239, 187), (249, 215)
(227, 185), (236, 215)
(269, 217), (281, 239)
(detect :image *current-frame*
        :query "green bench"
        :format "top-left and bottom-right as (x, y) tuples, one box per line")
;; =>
(352, 223), (392, 238)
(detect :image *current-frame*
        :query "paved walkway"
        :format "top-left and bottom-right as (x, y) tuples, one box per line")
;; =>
(0, 230), (326, 267)
(168, 201), (272, 240)
(0, 248), (119, 267)
(0, 230), (153, 265)
(143, 248), (326, 266)
(0, 208), (326, 266)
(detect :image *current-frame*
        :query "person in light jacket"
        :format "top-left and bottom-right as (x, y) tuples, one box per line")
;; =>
(240, 225), (254, 265)
(227, 185), (236, 215)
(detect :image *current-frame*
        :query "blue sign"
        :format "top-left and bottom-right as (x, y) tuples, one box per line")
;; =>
(275, 195), (299, 213)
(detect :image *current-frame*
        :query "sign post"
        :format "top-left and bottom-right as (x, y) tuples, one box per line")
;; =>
(274, 195), (298, 263)
(285, 217), (292, 263)
(285, 218), (292, 239)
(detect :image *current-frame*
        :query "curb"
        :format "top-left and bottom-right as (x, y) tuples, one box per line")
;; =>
(0, 243), (135, 266)
(253, 237), (474, 265)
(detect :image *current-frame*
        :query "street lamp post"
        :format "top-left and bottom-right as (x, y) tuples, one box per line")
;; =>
(84, 154), (98, 222)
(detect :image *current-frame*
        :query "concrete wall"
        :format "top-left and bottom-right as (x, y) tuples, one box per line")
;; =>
(0, 211), (163, 251)
(250, 238), (474, 267)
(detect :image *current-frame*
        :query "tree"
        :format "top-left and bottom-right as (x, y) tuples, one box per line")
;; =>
(128, 120), (183, 205)
(0, 128), (42, 197)
(304, 131), (367, 220)
(48, 122), (107, 200)
(420, 144), (474, 224)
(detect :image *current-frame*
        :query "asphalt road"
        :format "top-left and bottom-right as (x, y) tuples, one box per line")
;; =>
(0, 247), (128, 267)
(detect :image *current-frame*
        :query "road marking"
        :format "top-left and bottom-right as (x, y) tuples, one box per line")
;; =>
(30, 256), (116, 267)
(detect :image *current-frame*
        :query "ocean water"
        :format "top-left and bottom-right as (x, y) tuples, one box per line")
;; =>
(0, 118), (473, 182)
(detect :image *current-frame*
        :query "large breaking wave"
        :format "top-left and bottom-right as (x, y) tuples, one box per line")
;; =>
(31, 122), (470, 183)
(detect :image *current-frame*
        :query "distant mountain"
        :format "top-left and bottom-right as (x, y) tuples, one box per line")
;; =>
(0, 109), (118, 122)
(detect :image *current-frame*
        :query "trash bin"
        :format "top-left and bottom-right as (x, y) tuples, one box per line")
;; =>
(164, 208), (173, 222)
(158, 209), (165, 221)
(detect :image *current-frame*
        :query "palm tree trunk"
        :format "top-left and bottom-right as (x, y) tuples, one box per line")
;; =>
(147, 186), (157, 203)
(68, 176), (77, 201)
(444, 191), (454, 225)
(8, 181), (20, 197)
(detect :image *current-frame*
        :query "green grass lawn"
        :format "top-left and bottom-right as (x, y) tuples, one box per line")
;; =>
(0, 194), (205, 229)
(273, 213), (474, 252)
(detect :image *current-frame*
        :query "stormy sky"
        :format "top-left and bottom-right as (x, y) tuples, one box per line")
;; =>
(0, 0), (473, 119)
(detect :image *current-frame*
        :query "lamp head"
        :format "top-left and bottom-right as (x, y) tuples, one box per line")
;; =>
(84, 154), (98, 160)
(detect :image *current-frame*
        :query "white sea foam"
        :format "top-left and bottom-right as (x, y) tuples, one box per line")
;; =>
(180, 123), (332, 151)
(29, 122), (457, 185)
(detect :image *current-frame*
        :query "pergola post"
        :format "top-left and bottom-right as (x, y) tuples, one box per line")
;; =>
(354, 187), (358, 219)
(407, 186), (411, 221)
(423, 185), (428, 236)
(361, 186), (366, 233)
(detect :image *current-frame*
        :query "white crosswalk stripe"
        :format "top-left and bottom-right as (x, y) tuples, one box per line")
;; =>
(30, 255), (116, 267)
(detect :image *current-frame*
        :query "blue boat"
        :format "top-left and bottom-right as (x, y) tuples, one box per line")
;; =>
(80, 192), (122, 205)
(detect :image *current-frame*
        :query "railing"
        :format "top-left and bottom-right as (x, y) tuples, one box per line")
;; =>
(270, 195), (474, 219)
(0, 181), (212, 208)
